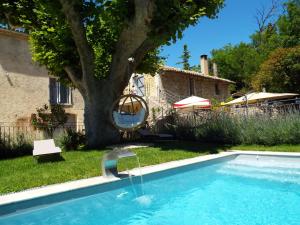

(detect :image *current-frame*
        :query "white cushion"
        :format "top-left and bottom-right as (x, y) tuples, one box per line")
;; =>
(33, 139), (61, 156)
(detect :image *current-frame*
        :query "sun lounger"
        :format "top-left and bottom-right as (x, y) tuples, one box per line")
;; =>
(33, 139), (61, 157)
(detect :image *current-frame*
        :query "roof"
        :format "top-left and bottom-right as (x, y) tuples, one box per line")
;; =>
(161, 66), (235, 84)
(0, 28), (28, 40)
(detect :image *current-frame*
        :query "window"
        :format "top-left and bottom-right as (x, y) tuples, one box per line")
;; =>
(189, 78), (195, 96)
(49, 78), (72, 104)
(215, 83), (220, 95)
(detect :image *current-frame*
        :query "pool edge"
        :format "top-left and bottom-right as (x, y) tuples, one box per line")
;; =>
(0, 151), (236, 207)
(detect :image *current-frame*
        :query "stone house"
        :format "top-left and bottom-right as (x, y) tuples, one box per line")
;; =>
(126, 55), (234, 113)
(0, 28), (84, 127)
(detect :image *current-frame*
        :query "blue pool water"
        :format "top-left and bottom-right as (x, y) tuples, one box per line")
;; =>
(1, 154), (300, 225)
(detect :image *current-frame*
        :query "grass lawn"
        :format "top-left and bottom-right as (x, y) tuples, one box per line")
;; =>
(1, 141), (299, 194)
(0, 141), (224, 194)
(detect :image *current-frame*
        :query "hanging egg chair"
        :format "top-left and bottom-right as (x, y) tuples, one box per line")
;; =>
(110, 94), (149, 131)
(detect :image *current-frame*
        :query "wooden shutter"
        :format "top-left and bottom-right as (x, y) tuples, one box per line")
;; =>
(49, 78), (57, 104)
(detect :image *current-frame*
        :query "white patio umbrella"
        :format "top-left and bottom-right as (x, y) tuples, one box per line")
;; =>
(224, 92), (299, 106)
(173, 96), (211, 110)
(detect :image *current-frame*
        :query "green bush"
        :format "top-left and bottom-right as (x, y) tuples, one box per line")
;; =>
(161, 113), (198, 140)
(59, 129), (86, 151)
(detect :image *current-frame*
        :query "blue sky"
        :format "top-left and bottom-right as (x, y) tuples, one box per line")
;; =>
(160, 0), (285, 67)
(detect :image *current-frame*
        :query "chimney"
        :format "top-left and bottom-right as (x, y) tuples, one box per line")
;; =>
(200, 55), (209, 76)
(213, 62), (218, 77)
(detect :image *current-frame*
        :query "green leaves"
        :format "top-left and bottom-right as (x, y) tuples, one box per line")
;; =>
(151, 0), (224, 45)
(252, 46), (300, 93)
(212, 43), (261, 91)
(177, 44), (191, 70)
(2, 0), (223, 83)
(277, 0), (300, 47)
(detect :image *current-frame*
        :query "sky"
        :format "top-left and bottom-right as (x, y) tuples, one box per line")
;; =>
(160, 0), (285, 67)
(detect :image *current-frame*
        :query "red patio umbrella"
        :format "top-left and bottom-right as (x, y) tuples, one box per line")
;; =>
(173, 96), (211, 110)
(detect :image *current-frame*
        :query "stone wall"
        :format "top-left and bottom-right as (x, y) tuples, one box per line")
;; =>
(194, 77), (230, 102)
(0, 29), (84, 126)
(144, 71), (231, 106)
(160, 72), (189, 99)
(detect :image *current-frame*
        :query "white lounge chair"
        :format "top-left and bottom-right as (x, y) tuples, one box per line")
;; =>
(33, 139), (61, 157)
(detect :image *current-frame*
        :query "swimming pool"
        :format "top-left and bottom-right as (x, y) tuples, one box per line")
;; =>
(1, 153), (300, 225)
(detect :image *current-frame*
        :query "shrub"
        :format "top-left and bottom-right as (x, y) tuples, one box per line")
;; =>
(31, 104), (68, 138)
(157, 111), (198, 140)
(162, 110), (300, 146)
(240, 112), (300, 145)
(195, 112), (241, 144)
(59, 129), (86, 151)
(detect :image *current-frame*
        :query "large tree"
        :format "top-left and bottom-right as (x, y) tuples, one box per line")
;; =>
(211, 43), (260, 91)
(1, 0), (224, 147)
(277, 0), (300, 47)
(177, 44), (191, 70)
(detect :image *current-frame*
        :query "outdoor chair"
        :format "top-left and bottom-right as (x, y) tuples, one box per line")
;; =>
(33, 139), (61, 157)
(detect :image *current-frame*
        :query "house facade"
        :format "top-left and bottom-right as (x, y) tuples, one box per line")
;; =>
(125, 56), (234, 113)
(0, 28), (84, 126)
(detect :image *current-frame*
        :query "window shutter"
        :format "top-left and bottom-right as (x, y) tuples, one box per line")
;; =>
(134, 75), (145, 96)
(59, 83), (69, 104)
(49, 78), (57, 104)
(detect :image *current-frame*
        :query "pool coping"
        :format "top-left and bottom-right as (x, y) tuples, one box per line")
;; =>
(1, 150), (300, 207)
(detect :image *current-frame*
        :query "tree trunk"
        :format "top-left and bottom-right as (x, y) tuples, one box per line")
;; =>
(82, 82), (122, 148)
(84, 98), (120, 148)
(59, 0), (156, 148)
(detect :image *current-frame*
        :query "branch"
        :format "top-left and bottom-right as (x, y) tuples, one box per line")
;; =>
(59, 0), (94, 81)
(109, 0), (155, 83)
(255, 0), (279, 32)
(64, 66), (85, 93)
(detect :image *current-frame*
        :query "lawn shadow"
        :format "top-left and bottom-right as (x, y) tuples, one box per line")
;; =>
(36, 154), (65, 163)
(153, 140), (233, 154)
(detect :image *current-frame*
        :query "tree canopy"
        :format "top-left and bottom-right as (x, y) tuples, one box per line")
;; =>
(1, 0), (224, 147)
(211, 43), (260, 91)
(1, 0), (224, 82)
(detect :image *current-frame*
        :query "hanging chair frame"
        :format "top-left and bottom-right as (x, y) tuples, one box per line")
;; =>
(110, 94), (149, 131)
